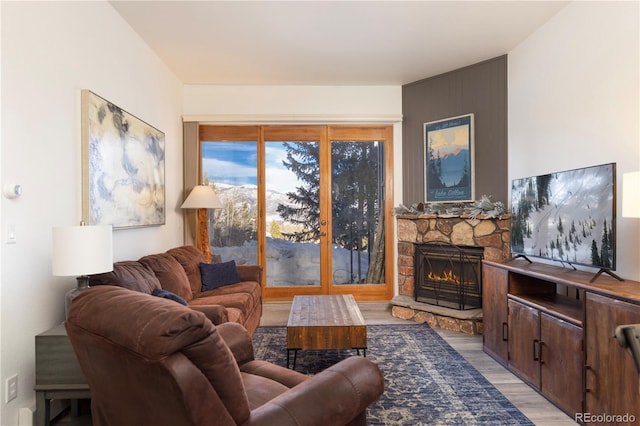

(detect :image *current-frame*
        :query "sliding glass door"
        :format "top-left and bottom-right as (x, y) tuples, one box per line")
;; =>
(198, 125), (393, 301)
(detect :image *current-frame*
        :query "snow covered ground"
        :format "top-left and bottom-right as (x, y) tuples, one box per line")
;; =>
(213, 237), (370, 286)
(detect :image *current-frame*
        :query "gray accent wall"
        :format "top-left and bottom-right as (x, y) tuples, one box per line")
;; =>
(402, 55), (508, 206)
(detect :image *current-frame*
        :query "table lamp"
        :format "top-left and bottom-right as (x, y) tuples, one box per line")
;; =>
(622, 171), (640, 218)
(181, 185), (223, 263)
(52, 223), (113, 317)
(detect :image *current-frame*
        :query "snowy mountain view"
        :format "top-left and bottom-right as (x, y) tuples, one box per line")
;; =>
(215, 183), (291, 224)
(510, 163), (615, 269)
(211, 183), (371, 286)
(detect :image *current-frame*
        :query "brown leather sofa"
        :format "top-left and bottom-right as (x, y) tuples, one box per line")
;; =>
(66, 285), (384, 426)
(90, 245), (262, 335)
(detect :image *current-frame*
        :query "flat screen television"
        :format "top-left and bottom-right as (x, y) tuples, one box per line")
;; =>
(510, 162), (620, 282)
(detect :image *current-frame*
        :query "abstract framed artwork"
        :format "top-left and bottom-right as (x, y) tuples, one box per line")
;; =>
(81, 90), (165, 228)
(424, 113), (475, 203)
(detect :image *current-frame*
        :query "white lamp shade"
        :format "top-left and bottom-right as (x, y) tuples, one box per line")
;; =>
(622, 171), (640, 218)
(52, 225), (113, 276)
(181, 185), (223, 209)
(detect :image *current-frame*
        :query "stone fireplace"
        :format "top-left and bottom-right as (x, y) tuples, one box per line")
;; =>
(392, 213), (510, 334)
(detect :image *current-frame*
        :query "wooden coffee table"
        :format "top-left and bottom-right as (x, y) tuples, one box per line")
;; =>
(286, 294), (367, 369)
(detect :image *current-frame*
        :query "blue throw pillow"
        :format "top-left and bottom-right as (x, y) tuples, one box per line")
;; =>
(152, 288), (188, 306)
(200, 260), (241, 291)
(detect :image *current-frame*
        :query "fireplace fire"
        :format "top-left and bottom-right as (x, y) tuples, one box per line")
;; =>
(414, 242), (484, 310)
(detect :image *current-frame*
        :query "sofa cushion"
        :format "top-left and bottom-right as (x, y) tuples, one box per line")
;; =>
(152, 288), (188, 306)
(166, 246), (206, 296)
(139, 253), (193, 301)
(90, 261), (161, 294)
(189, 292), (253, 312)
(182, 331), (251, 424)
(241, 372), (290, 410)
(200, 261), (241, 291)
(199, 281), (262, 307)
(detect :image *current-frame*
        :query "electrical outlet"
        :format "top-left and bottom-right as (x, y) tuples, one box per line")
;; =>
(5, 374), (17, 403)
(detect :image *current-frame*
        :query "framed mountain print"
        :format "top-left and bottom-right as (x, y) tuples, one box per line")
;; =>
(424, 114), (474, 203)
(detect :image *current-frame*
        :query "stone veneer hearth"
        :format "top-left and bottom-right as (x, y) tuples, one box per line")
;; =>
(392, 213), (511, 334)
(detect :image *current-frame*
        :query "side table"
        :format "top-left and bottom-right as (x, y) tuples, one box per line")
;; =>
(35, 323), (90, 426)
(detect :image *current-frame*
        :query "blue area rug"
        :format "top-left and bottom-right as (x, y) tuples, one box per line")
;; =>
(252, 324), (534, 425)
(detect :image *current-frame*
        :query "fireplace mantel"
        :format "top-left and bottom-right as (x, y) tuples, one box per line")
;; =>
(392, 213), (511, 334)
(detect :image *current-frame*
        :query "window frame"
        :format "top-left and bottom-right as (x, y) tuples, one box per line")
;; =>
(183, 123), (394, 301)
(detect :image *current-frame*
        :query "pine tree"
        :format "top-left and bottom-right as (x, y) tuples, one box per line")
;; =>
(276, 142), (321, 242)
(536, 174), (552, 209)
(591, 240), (601, 266)
(277, 141), (383, 282)
(600, 218), (611, 268)
(427, 142), (446, 189)
(510, 203), (526, 252)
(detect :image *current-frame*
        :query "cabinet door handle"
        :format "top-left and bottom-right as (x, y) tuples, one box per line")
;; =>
(533, 339), (540, 361)
(502, 322), (508, 341)
(585, 365), (593, 393)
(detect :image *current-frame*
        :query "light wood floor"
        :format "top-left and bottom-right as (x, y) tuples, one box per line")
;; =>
(262, 301), (578, 426)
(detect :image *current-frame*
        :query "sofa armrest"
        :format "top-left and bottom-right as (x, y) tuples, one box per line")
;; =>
(188, 304), (228, 325)
(244, 356), (384, 426)
(236, 265), (262, 283)
(217, 322), (255, 365)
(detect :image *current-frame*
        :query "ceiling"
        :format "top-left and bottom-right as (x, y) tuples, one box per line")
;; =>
(110, 1), (569, 86)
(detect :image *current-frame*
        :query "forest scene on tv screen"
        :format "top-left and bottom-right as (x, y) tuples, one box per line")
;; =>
(511, 163), (615, 269)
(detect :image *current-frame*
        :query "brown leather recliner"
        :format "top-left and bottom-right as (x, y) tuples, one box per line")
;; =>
(65, 286), (384, 426)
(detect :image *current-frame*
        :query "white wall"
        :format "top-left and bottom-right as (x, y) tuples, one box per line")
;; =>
(509, 1), (639, 280)
(182, 85), (403, 206)
(182, 85), (403, 207)
(183, 85), (402, 119)
(0, 2), (183, 424)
